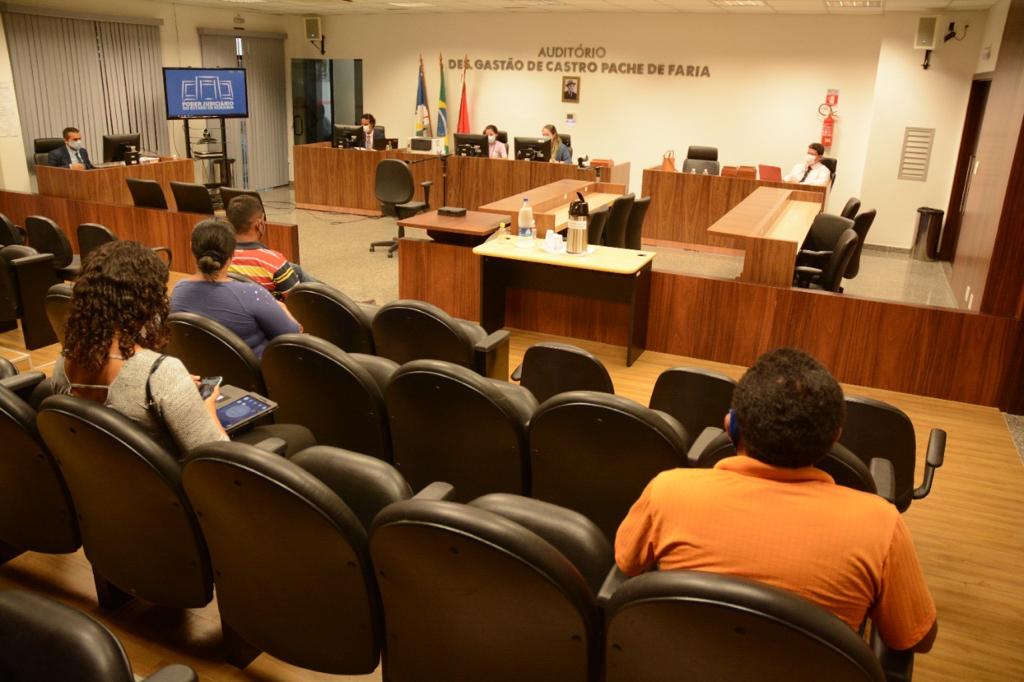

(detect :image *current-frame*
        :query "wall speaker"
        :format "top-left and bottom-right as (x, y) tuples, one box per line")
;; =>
(914, 16), (939, 50)
(304, 16), (322, 42)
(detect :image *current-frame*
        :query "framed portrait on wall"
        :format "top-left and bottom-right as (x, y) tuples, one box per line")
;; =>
(562, 76), (580, 103)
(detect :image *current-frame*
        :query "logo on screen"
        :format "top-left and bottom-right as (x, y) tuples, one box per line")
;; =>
(181, 76), (236, 112)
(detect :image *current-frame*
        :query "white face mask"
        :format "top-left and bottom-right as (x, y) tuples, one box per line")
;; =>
(542, 134), (552, 140)
(363, 124), (372, 133)
(69, 139), (83, 150)
(805, 154), (817, 166)
(487, 134), (496, 144)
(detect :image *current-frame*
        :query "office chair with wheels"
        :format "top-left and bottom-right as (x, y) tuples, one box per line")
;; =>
(845, 209), (877, 279)
(385, 359), (537, 500)
(165, 311), (264, 393)
(369, 494), (609, 682)
(77, 223), (173, 267)
(170, 181), (215, 215)
(285, 282), (377, 354)
(648, 367), (736, 446)
(529, 391), (689, 538)
(25, 216), (80, 280)
(841, 197), (862, 220)
(32, 137), (64, 167)
(0, 245), (60, 350)
(36, 394), (214, 611)
(44, 282), (72, 346)
(682, 146), (720, 175)
(219, 186), (264, 211)
(0, 213), (25, 246)
(126, 178), (169, 210)
(794, 229), (858, 292)
(262, 334), (397, 460)
(587, 206), (609, 246)
(511, 342), (614, 404)
(821, 156), (838, 185)
(604, 571), (911, 682)
(603, 194), (635, 248)
(624, 196), (651, 250)
(0, 590), (198, 682)
(795, 213), (856, 290)
(370, 159), (432, 258)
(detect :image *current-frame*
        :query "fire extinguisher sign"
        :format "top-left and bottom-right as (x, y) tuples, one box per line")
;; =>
(825, 89), (839, 107)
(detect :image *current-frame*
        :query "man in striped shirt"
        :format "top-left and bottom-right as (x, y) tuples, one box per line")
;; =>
(226, 195), (317, 298)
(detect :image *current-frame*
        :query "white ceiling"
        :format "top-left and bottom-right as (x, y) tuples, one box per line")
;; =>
(158, 0), (997, 17)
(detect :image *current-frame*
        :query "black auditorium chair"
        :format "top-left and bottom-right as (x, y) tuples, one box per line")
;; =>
(370, 158), (432, 258)
(511, 342), (614, 404)
(604, 571), (911, 682)
(845, 208), (877, 280)
(840, 394), (945, 513)
(587, 206), (609, 246)
(841, 197), (862, 220)
(624, 196), (651, 250)
(170, 181), (215, 215)
(794, 229), (858, 292)
(0, 213), (25, 246)
(0, 360), (48, 404)
(36, 394), (213, 610)
(25, 215), (80, 280)
(0, 590), (197, 682)
(0, 244), (60, 350)
(529, 391), (689, 538)
(602, 194), (635, 248)
(372, 299), (510, 380)
(369, 493), (611, 682)
(33, 137), (63, 167)
(262, 334), (396, 460)
(219, 186), (264, 210)
(126, 177), (169, 210)
(385, 359), (537, 501)
(0, 356), (15, 379)
(166, 312), (265, 393)
(0, 383), (80, 566)
(44, 282), (73, 346)
(686, 427), (895, 503)
(821, 156), (838, 185)
(682, 145), (720, 175)
(77, 223), (173, 267)
(285, 282), (377, 354)
(648, 367), (736, 447)
(182, 442), (453, 673)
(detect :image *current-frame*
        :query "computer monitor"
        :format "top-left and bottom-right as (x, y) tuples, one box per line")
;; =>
(454, 133), (488, 157)
(102, 133), (142, 163)
(333, 124), (361, 148)
(514, 137), (552, 162)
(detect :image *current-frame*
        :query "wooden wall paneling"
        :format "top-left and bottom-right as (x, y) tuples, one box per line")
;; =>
(394, 151), (446, 208)
(35, 159), (195, 208)
(398, 238), (481, 321)
(503, 288), (632, 346)
(981, 104), (1024, 317)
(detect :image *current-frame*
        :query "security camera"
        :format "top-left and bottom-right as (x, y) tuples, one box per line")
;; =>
(944, 22), (957, 43)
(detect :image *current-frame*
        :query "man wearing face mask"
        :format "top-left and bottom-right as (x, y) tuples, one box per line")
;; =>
(484, 124), (507, 159)
(784, 142), (830, 185)
(356, 113), (385, 151)
(47, 127), (95, 170)
(226, 195), (318, 299)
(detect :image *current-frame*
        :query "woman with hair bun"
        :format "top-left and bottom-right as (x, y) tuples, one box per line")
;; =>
(170, 218), (300, 358)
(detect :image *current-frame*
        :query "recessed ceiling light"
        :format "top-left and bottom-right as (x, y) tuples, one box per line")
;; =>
(714, 0), (766, 6)
(824, 0), (882, 6)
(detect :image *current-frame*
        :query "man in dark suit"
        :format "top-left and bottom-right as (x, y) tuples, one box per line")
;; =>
(357, 113), (385, 151)
(46, 127), (95, 170)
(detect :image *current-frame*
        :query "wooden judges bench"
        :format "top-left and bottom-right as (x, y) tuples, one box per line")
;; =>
(292, 142), (630, 214)
(36, 158), (196, 210)
(0, 190), (299, 272)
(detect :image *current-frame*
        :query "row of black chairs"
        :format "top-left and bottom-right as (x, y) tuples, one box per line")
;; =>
(0, 367), (913, 679)
(127, 179), (262, 214)
(586, 193), (650, 249)
(795, 197), (877, 292)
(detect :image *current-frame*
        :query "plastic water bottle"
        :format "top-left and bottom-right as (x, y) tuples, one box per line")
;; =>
(517, 197), (535, 248)
(702, 168), (709, 175)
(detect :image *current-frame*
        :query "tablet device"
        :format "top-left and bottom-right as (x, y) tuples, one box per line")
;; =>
(215, 391), (278, 434)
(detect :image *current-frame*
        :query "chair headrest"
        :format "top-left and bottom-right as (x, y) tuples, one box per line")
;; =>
(686, 146), (718, 161)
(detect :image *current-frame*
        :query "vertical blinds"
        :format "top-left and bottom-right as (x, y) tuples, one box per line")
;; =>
(3, 11), (168, 167)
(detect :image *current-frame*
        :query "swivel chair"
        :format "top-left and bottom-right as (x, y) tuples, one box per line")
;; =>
(624, 196), (651, 250)
(845, 209), (877, 280)
(219, 186), (264, 211)
(370, 159), (432, 258)
(32, 137), (63, 167)
(794, 229), (858, 292)
(126, 178), (168, 210)
(682, 146), (720, 175)
(587, 206), (609, 246)
(170, 181), (215, 215)
(603, 194), (635, 248)
(841, 197), (862, 220)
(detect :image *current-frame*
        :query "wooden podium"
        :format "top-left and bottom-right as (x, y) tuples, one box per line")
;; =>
(36, 158), (196, 209)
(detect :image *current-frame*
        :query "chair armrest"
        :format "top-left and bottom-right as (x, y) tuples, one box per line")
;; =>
(913, 428), (946, 501)
(150, 246), (173, 268)
(793, 265), (823, 288)
(12, 253), (59, 349)
(0, 370), (46, 402)
(474, 329), (511, 380)
(13, 224), (27, 245)
(871, 627), (915, 682)
(253, 437), (288, 456)
(869, 458), (897, 506)
(597, 566), (630, 607)
(420, 180), (433, 209)
(687, 426), (726, 467)
(413, 481), (456, 501)
(510, 363), (523, 382)
(141, 664), (198, 682)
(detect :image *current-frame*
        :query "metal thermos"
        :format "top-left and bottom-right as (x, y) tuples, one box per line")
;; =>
(567, 192), (588, 254)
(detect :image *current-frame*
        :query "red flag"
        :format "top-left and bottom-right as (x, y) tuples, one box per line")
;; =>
(456, 57), (471, 134)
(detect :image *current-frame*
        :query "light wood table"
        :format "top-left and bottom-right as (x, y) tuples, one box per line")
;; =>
(706, 186), (823, 287)
(477, 179), (626, 236)
(398, 210), (507, 247)
(474, 235), (654, 365)
(36, 158), (195, 209)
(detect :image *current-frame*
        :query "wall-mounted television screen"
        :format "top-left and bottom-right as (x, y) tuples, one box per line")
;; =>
(164, 67), (249, 119)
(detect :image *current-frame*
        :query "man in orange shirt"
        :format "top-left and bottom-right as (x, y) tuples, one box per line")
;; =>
(615, 348), (937, 653)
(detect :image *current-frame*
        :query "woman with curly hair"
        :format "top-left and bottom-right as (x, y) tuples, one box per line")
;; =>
(52, 240), (228, 454)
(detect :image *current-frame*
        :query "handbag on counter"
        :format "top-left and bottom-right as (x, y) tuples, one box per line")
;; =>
(661, 150), (677, 172)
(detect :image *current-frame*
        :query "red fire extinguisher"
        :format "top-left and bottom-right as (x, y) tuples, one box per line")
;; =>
(821, 114), (835, 148)
(819, 90), (839, 149)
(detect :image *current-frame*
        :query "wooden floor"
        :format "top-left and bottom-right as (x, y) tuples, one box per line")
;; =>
(1, 324), (1022, 681)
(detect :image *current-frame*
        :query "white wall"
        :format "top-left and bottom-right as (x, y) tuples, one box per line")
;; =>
(859, 11), (984, 248)
(0, 13), (30, 192)
(977, 0), (1010, 73)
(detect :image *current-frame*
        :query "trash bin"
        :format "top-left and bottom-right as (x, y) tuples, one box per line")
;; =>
(913, 208), (944, 261)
